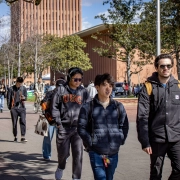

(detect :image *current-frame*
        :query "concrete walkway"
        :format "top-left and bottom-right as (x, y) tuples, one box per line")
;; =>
(0, 102), (171, 180)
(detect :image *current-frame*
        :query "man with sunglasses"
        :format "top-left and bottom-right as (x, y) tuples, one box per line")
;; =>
(51, 67), (90, 180)
(137, 53), (180, 180)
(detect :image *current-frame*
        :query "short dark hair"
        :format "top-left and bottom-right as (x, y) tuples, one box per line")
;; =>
(51, 81), (55, 86)
(16, 77), (24, 83)
(154, 54), (174, 68)
(67, 67), (83, 82)
(94, 73), (115, 87)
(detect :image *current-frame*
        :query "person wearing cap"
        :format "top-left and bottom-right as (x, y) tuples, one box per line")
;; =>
(42, 78), (65, 160)
(51, 67), (91, 180)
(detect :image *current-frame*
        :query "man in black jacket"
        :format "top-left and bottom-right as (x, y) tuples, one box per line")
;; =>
(51, 67), (90, 180)
(78, 73), (129, 180)
(7, 77), (27, 142)
(137, 54), (180, 180)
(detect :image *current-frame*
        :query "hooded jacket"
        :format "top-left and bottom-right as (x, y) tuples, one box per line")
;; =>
(86, 83), (97, 99)
(78, 95), (129, 155)
(137, 72), (180, 149)
(51, 83), (91, 127)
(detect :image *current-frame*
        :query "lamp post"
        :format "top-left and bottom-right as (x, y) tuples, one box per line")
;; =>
(157, 0), (161, 56)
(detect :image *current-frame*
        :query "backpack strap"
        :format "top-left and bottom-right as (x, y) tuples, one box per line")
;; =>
(114, 100), (120, 120)
(144, 82), (152, 96)
(88, 100), (94, 135)
(178, 80), (180, 89)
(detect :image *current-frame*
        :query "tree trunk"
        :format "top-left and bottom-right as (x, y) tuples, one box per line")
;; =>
(10, 64), (14, 86)
(4, 64), (6, 87)
(34, 38), (38, 86)
(176, 51), (180, 80)
(126, 54), (131, 86)
(18, 43), (21, 76)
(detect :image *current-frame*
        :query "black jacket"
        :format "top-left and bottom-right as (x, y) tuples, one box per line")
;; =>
(0, 84), (6, 96)
(137, 72), (180, 149)
(51, 83), (91, 127)
(77, 95), (129, 156)
(7, 85), (27, 110)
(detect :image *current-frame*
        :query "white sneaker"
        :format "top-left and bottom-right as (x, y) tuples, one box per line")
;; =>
(55, 168), (63, 180)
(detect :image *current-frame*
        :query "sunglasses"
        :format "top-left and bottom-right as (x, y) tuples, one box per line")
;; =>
(72, 78), (82, 82)
(159, 64), (172, 70)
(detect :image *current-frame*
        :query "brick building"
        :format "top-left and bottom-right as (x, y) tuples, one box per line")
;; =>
(74, 24), (178, 86)
(10, 0), (82, 85)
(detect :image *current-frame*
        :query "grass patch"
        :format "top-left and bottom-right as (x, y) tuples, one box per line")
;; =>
(27, 96), (35, 102)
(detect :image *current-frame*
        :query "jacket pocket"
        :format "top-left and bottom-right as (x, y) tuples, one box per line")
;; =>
(171, 91), (180, 105)
(109, 129), (124, 147)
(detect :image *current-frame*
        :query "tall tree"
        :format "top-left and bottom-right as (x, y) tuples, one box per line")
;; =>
(92, 0), (153, 85)
(21, 34), (51, 83)
(42, 34), (92, 78)
(140, 0), (180, 79)
(0, 42), (16, 86)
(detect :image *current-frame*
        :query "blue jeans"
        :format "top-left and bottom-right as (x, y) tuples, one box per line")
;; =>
(0, 95), (4, 110)
(42, 125), (57, 159)
(89, 151), (118, 180)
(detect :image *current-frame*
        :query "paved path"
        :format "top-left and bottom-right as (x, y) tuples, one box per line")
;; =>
(0, 102), (171, 180)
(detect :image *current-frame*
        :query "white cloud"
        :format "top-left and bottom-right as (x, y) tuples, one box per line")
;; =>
(82, 0), (103, 6)
(97, 10), (109, 17)
(0, 15), (10, 45)
(82, 18), (93, 30)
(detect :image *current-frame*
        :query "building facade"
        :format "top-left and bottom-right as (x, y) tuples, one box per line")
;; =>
(11, 0), (82, 41)
(73, 24), (177, 86)
(10, 0), (82, 85)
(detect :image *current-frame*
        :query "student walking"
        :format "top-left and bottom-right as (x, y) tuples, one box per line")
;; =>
(137, 54), (180, 180)
(78, 73), (129, 180)
(42, 79), (65, 160)
(7, 77), (28, 142)
(34, 77), (44, 107)
(0, 83), (6, 113)
(51, 67), (90, 180)
(86, 81), (97, 99)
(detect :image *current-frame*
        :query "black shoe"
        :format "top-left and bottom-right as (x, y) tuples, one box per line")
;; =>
(14, 137), (18, 142)
(21, 138), (28, 142)
(0, 109), (2, 113)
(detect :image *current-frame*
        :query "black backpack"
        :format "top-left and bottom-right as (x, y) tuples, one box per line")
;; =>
(41, 85), (65, 125)
(41, 90), (55, 125)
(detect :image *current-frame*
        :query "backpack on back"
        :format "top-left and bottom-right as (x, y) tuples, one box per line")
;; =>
(41, 85), (65, 125)
(41, 90), (55, 125)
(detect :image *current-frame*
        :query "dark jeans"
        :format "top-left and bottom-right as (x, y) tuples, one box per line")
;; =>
(56, 127), (83, 179)
(10, 108), (26, 137)
(150, 141), (180, 180)
(89, 151), (118, 180)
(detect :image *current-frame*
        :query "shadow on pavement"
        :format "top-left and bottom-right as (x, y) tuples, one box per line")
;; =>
(0, 151), (57, 180)
(0, 117), (11, 119)
(0, 139), (14, 143)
